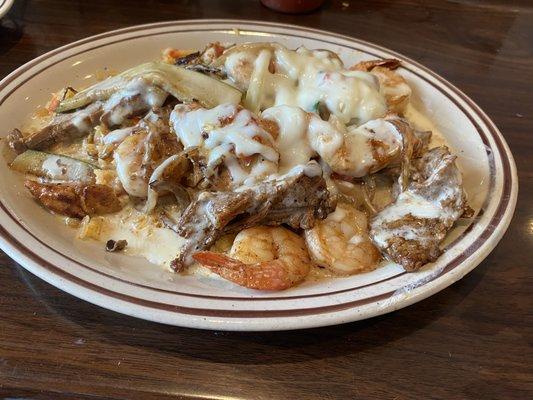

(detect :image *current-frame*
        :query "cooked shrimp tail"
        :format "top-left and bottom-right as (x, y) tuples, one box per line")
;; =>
(193, 226), (311, 290)
(193, 252), (293, 291)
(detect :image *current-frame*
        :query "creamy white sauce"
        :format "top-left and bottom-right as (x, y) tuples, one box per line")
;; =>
(371, 68), (412, 106)
(234, 161), (323, 192)
(377, 191), (448, 221)
(103, 78), (167, 126)
(282, 160), (323, 178)
(99, 206), (184, 268)
(224, 51), (257, 89)
(171, 103), (278, 186)
(262, 105), (403, 178)
(225, 45), (387, 124)
(102, 126), (135, 145)
(339, 118), (402, 177)
(404, 103), (447, 148)
(71, 108), (96, 133)
(371, 188), (462, 247)
(261, 105), (314, 172)
(382, 78), (411, 100)
(306, 114), (345, 161)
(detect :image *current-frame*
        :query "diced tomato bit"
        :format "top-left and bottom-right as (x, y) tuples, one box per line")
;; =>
(171, 49), (195, 58)
(210, 42), (225, 58)
(46, 94), (60, 113)
(162, 48), (196, 63)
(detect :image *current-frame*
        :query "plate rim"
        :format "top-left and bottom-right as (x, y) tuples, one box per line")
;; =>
(0, 19), (518, 330)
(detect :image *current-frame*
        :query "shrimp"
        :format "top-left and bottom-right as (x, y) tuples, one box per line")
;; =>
(308, 113), (408, 178)
(351, 59), (411, 115)
(304, 203), (381, 275)
(259, 105), (424, 179)
(193, 226), (311, 290)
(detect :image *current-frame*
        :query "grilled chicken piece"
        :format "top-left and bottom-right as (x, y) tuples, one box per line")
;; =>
(25, 180), (122, 218)
(369, 146), (469, 271)
(169, 163), (335, 271)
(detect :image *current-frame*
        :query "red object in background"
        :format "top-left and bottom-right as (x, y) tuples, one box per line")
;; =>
(260, 0), (325, 13)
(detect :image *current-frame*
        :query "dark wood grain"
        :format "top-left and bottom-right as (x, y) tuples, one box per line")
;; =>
(0, 1), (531, 399)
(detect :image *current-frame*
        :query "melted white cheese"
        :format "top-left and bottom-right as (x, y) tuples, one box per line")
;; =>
(261, 105), (314, 172)
(103, 78), (167, 126)
(342, 118), (403, 177)
(103, 126), (135, 145)
(371, 190), (461, 247)
(171, 103), (278, 186)
(306, 114), (345, 161)
(234, 161), (323, 192)
(71, 107), (97, 133)
(225, 45), (387, 124)
(261, 104), (403, 178)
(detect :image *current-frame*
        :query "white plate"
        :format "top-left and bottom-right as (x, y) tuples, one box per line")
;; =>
(0, 20), (517, 331)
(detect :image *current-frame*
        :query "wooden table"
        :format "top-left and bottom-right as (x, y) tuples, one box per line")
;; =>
(0, 1), (531, 399)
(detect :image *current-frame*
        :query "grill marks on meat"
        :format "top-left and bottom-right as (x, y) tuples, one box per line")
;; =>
(170, 166), (335, 271)
(25, 180), (122, 218)
(369, 146), (469, 270)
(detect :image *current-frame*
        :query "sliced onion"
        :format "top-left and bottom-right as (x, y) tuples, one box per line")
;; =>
(143, 152), (191, 214)
(244, 49), (271, 114)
